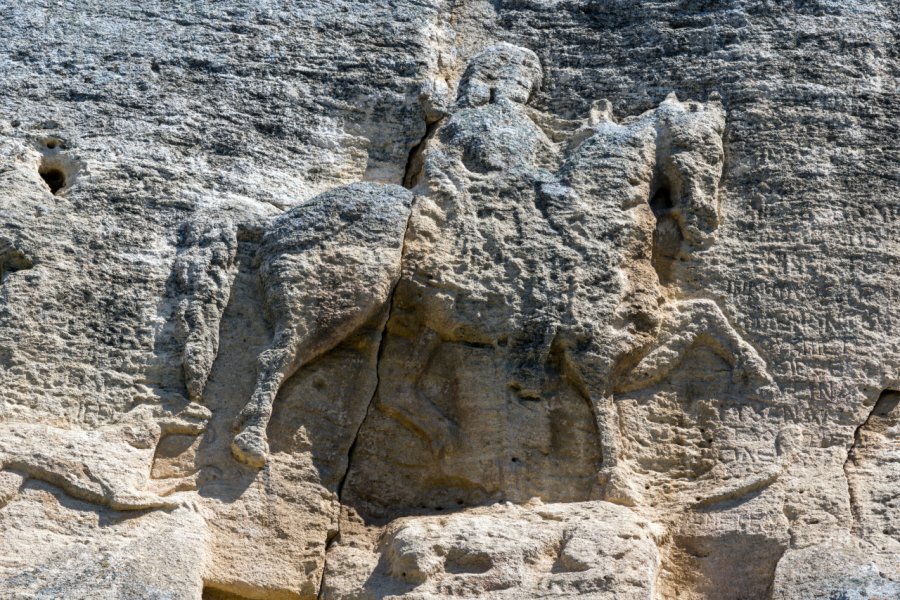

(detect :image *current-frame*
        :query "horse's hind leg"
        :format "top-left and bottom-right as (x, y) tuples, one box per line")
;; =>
(231, 327), (299, 467)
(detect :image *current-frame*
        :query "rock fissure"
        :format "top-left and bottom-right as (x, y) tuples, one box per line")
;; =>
(319, 197), (417, 599)
(402, 118), (443, 190)
(334, 198), (417, 505)
(316, 539), (332, 600)
(0, 4), (897, 599)
(843, 389), (898, 537)
(333, 106), (427, 505)
(843, 407), (873, 536)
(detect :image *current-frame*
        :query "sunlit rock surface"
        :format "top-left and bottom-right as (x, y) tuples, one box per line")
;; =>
(0, 2), (897, 599)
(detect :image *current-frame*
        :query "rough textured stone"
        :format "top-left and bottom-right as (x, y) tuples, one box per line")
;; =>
(323, 500), (662, 599)
(0, 1), (898, 599)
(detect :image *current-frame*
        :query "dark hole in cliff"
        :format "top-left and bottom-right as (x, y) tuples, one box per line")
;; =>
(649, 187), (674, 217)
(39, 167), (66, 194)
(444, 549), (493, 574)
(403, 118), (441, 189)
(649, 186), (681, 284)
(874, 390), (899, 418)
(45, 138), (59, 149)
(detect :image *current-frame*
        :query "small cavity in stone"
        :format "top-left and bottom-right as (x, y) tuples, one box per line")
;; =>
(649, 186), (681, 283)
(38, 148), (81, 196)
(39, 166), (66, 194)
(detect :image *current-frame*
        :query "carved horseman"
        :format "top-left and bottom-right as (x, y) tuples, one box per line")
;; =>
(398, 44), (776, 504)
(224, 44), (776, 507)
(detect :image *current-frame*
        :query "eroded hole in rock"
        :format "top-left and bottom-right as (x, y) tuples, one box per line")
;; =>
(873, 389), (900, 418)
(38, 141), (82, 196)
(39, 167), (66, 194)
(649, 186), (673, 216)
(444, 548), (493, 575)
(649, 186), (682, 284)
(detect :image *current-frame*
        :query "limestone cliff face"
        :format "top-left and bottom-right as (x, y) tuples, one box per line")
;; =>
(0, 2), (897, 599)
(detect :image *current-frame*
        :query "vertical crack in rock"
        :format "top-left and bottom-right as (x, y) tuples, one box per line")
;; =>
(320, 198), (417, 600)
(335, 112), (428, 501)
(844, 398), (878, 535)
(402, 118), (443, 190)
(842, 390), (894, 536)
(335, 204), (416, 503)
(843, 420), (868, 536)
(317, 533), (333, 600)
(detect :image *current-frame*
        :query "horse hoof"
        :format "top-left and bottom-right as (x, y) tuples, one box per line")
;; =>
(231, 427), (269, 468)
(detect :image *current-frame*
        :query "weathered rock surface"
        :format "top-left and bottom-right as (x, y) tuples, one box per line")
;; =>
(0, 1), (897, 599)
(324, 500), (662, 599)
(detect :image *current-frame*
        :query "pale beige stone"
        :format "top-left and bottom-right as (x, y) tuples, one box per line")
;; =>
(0, 2), (897, 599)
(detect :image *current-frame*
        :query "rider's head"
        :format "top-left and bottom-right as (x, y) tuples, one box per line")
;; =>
(457, 43), (543, 108)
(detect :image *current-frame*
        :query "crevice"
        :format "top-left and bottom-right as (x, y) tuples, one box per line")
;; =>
(402, 118), (442, 189)
(333, 245), (407, 502)
(338, 140), (423, 499)
(649, 185), (681, 285)
(320, 199), (417, 600)
(842, 389), (898, 536)
(316, 536), (333, 600)
(316, 508), (345, 600)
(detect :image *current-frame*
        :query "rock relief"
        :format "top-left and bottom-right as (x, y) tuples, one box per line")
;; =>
(344, 44), (782, 518)
(0, 38), (851, 600)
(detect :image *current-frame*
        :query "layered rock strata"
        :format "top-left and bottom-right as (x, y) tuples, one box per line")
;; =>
(0, 2), (897, 599)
